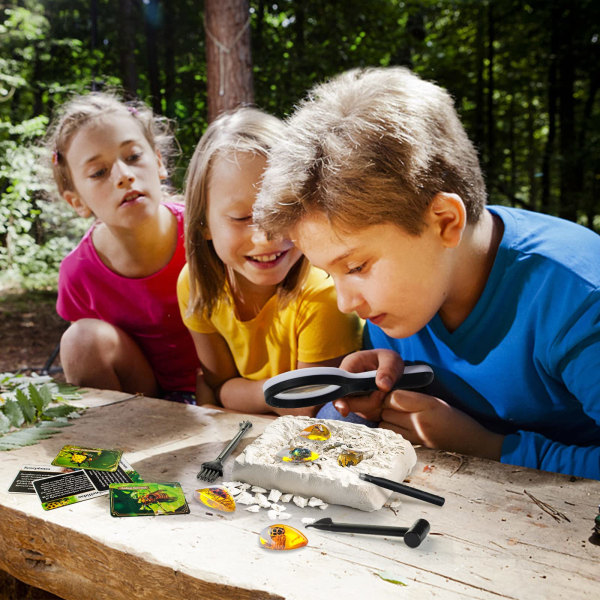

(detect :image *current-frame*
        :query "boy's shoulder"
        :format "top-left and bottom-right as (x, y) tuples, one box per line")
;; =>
(490, 205), (600, 286)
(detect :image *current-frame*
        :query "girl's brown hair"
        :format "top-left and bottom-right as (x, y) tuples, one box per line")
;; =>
(184, 107), (308, 319)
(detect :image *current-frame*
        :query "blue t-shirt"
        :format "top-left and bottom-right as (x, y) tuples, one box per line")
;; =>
(365, 206), (600, 479)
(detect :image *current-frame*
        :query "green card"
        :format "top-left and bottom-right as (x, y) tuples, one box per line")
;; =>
(51, 444), (123, 472)
(109, 482), (190, 517)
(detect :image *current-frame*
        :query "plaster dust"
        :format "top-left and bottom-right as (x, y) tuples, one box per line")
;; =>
(231, 415), (417, 511)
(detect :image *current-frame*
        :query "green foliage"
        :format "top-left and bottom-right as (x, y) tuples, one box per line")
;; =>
(1, 0), (599, 291)
(0, 372), (84, 450)
(0, 2), (87, 290)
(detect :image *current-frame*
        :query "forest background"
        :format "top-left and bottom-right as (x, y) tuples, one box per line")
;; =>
(0, 0), (599, 291)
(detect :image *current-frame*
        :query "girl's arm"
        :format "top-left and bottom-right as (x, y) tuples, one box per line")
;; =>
(189, 329), (346, 416)
(216, 355), (348, 417)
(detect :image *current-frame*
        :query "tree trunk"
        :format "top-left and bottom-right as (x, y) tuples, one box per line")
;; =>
(118, 0), (139, 98)
(485, 3), (495, 190)
(143, 0), (162, 114)
(164, 0), (176, 118)
(540, 12), (558, 215)
(204, 0), (254, 122)
(473, 4), (485, 160)
(557, 5), (577, 222)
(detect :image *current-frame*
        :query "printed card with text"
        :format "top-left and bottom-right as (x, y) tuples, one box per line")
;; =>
(32, 457), (142, 510)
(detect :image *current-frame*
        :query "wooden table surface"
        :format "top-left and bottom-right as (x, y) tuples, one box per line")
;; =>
(1, 390), (598, 600)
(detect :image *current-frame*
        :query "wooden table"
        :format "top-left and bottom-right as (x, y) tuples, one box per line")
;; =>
(1, 390), (598, 600)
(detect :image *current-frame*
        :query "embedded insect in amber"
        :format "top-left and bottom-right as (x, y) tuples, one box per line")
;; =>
(337, 449), (364, 467)
(299, 423), (331, 441)
(277, 446), (320, 463)
(194, 487), (236, 512)
(259, 524), (308, 550)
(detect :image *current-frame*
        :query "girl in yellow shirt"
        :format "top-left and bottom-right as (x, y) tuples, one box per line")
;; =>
(177, 107), (362, 415)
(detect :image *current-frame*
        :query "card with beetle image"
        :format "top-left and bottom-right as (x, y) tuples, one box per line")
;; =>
(51, 444), (123, 472)
(109, 482), (190, 517)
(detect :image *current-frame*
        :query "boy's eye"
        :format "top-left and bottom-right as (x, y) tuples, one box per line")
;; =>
(230, 215), (252, 222)
(126, 152), (141, 163)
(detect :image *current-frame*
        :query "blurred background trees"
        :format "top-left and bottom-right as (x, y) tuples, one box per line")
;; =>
(1, 0), (599, 289)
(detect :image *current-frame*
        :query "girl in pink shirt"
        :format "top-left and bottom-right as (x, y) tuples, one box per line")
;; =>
(48, 93), (199, 401)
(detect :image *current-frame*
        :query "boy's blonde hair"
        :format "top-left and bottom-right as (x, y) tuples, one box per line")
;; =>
(46, 91), (175, 195)
(184, 107), (309, 318)
(254, 67), (486, 237)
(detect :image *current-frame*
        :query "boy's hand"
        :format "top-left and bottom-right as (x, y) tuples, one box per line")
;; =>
(339, 349), (404, 391)
(380, 390), (504, 460)
(334, 349), (404, 420)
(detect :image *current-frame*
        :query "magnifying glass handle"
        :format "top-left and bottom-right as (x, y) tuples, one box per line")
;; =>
(392, 365), (434, 390)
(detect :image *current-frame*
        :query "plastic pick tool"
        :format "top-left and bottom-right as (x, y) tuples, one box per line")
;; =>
(263, 364), (434, 408)
(306, 517), (430, 548)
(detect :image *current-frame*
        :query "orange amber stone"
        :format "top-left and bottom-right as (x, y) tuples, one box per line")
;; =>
(194, 487), (236, 512)
(259, 524), (308, 550)
(299, 423), (331, 441)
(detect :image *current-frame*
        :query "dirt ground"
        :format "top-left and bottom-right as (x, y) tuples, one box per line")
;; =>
(0, 289), (66, 376)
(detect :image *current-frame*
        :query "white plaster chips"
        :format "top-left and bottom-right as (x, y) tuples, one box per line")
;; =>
(231, 415), (416, 511)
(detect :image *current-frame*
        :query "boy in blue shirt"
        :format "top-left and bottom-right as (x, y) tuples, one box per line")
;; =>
(254, 66), (600, 480)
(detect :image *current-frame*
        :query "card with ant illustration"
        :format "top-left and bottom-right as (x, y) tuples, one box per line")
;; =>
(109, 482), (190, 517)
(51, 444), (123, 472)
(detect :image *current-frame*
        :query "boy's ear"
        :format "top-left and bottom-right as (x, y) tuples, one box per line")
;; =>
(156, 150), (168, 181)
(63, 190), (93, 218)
(428, 192), (466, 248)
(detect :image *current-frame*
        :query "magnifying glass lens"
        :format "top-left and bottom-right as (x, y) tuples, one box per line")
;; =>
(275, 383), (341, 400)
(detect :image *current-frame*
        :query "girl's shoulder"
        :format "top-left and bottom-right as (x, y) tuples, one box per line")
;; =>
(163, 196), (185, 217)
(294, 266), (336, 302)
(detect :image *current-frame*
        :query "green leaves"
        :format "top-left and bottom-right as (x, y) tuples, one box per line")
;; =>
(0, 372), (84, 450)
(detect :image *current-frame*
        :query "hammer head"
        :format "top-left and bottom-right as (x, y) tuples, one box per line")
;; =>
(403, 518), (430, 548)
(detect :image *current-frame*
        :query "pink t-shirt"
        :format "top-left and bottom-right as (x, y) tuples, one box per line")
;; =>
(57, 202), (199, 392)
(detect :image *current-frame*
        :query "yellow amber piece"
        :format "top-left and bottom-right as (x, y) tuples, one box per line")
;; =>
(194, 487), (236, 512)
(259, 524), (308, 550)
(299, 423), (331, 441)
(337, 449), (364, 467)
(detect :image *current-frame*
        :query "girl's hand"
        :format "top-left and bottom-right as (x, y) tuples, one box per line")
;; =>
(380, 390), (504, 460)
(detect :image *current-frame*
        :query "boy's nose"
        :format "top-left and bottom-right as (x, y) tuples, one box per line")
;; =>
(336, 282), (364, 315)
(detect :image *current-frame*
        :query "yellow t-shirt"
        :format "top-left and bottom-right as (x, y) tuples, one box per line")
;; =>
(177, 264), (363, 381)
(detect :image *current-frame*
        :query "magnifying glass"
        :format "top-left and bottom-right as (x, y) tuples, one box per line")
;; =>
(264, 364), (434, 408)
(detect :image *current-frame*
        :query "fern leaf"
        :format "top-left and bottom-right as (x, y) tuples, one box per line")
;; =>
(28, 382), (49, 412)
(0, 411), (11, 434)
(16, 388), (36, 423)
(3, 399), (24, 428)
(0, 421), (72, 450)
(42, 405), (81, 419)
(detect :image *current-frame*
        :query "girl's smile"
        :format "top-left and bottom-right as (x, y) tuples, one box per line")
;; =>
(206, 152), (302, 297)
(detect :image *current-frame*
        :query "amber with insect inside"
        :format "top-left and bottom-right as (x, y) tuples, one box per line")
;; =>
(194, 487), (236, 512)
(277, 446), (320, 463)
(259, 524), (308, 550)
(299, 423), (331, 441)
(337, 450), (364, 467)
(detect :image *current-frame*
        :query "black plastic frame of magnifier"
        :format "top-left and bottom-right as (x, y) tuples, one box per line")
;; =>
(263, 364), (434, 408)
